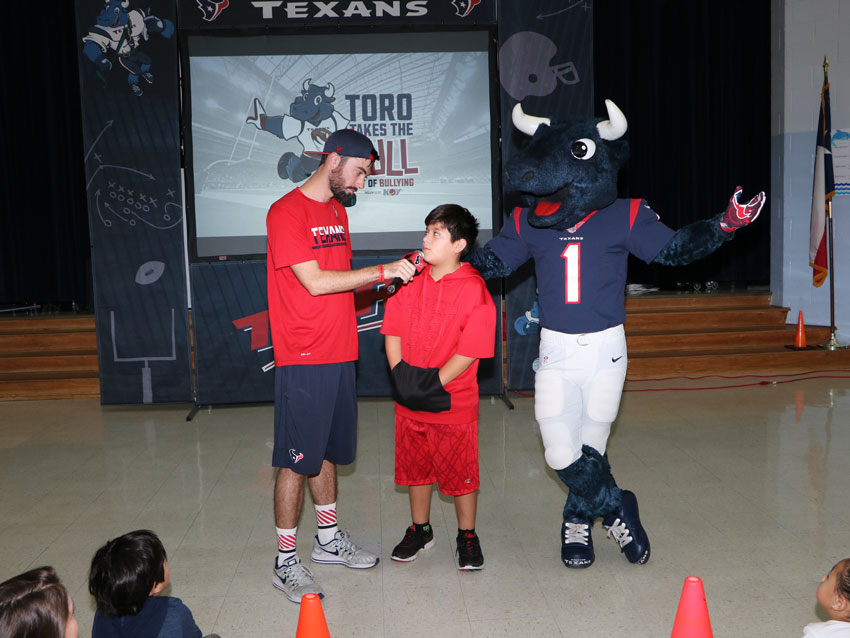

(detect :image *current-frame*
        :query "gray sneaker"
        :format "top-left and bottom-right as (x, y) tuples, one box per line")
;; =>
(311, 529), (380, 569)
(272, 555), (324, 603)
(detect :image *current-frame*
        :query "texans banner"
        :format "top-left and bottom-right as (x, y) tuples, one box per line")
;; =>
(180, 0), (496, 28)
(497, 0), (593, 390)
(183, 0), (503, 402)
(75, 0), (192, 403)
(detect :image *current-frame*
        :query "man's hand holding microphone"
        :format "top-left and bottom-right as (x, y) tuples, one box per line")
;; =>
(384, 250), (426, 293)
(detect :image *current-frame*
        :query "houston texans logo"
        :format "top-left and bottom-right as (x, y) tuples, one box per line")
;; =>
(289, 449), (304, 464)
(196, 0), (229, 22)
(451, 0), (482, 18)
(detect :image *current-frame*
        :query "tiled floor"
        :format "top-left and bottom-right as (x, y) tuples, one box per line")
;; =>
(1, 375), (848, 637)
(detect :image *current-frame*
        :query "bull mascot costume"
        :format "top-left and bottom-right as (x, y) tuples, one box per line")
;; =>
(469, 100), (765, 568)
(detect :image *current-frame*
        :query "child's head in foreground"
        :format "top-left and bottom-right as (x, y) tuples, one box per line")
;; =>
(0, 566), (78, 638)
(89, 529), (170, 617)
(818, 558), (850, 622)
(423, 204), (479, 265)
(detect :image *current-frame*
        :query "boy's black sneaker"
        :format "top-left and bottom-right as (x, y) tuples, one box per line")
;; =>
(391, 524), (434, 562)
(456, 530), (484, 571)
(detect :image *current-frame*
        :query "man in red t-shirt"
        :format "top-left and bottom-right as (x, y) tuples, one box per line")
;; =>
(267, 129), (416, 604)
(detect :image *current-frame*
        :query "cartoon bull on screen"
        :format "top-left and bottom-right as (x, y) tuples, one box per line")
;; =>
(468, 100), (765, 569)
(246, 80), (350, 182)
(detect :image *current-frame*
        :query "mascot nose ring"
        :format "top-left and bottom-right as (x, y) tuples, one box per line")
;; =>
(576, 334), (590, 346)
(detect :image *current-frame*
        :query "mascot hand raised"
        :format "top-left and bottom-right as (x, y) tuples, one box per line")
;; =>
(720, 186), (766, 232)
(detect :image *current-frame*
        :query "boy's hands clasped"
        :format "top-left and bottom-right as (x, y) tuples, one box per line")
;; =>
(390, 360), (451, 412)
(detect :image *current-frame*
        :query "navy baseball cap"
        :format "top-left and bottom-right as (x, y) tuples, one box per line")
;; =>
(306, 128), (380, 162)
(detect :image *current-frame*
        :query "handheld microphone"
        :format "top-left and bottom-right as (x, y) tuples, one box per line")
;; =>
(386, 250), (426, 294)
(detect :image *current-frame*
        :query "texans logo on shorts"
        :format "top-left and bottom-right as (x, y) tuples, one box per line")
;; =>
(289, 449), (304, 464)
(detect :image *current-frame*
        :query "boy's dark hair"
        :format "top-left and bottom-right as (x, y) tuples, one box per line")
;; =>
(88, 529), (167, 617)
(424, 204), (479, 259)
(836, 559), (850, 604)
(0, 566), (70, 638)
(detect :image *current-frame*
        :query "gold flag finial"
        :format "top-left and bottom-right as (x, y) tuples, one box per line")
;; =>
(824, 56), (829, 77)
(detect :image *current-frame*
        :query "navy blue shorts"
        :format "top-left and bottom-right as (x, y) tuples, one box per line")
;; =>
(272, 362), (357, 475)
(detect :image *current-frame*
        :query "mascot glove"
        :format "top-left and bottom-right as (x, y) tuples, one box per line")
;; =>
(390, 360), (451, 413)
(720, 186), (765, 232)
(144, 16), (165, 33)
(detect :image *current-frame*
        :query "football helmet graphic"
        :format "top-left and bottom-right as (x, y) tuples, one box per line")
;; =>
(499, 31), (580, 101)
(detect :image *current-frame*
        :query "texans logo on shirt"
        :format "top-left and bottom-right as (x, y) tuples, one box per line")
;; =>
(311, 224), (347, 248)
(289, 449), (304, 464)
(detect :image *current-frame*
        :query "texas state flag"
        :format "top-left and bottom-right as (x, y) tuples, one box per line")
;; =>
(809, 68), (835, 287)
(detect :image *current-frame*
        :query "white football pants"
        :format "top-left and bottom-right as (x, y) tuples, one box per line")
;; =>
(534, 325), (628, 470)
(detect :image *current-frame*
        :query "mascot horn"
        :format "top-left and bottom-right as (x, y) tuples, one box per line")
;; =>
(468, 99), (764, 568)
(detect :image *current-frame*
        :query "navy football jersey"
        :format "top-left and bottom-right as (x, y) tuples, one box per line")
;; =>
(488, 199), (676, 333)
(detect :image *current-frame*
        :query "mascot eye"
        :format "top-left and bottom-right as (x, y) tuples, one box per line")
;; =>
(313, 96), (322, 105)
(571, 138), (596, 160)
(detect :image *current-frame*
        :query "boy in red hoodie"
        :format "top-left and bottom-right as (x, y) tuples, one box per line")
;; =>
(381, 204), (496, 570)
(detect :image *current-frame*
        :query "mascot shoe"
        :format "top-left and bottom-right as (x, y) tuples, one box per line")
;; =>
(602, 490), (650, 564)
(561, 518), (595, 568)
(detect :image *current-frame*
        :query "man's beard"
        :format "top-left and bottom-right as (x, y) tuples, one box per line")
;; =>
(329, 164), (356, 206)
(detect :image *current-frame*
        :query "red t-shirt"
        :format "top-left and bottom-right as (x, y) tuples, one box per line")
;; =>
(381, 263), (496, 424)
(266, 188), (357, 366)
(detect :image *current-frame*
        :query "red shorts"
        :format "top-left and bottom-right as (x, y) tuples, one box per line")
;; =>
(394, 414), (479, 496)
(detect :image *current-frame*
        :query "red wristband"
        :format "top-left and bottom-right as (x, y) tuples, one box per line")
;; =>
(378, 264), (385, 282)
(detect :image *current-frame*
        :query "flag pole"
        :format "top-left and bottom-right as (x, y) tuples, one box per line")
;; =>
(820, 57), (847, 349)
(822, 197), (843, 348)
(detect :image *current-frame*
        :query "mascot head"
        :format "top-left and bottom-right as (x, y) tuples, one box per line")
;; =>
(290, 79), (337, 125)
(97, 0), (131, 28)
(504, 100), (630, 230)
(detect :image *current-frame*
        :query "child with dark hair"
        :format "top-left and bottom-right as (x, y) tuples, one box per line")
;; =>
(0, 566), (78, 638)
(381, 204), (496, 570)
(89, 530), (219, 638)
(805, 558), (850, 637)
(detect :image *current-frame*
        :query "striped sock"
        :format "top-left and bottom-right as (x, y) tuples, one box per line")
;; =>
(276, 526), (297, 567)
(315, 502), (338, 545)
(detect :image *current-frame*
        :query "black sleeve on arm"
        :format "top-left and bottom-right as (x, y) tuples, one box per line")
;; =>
(390, 360), (451, 412)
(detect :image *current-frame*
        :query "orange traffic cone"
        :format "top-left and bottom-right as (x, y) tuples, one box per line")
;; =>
(671, 576), (713, 638)
(296, 593), (330, 638)
(795, 310), (807, 349)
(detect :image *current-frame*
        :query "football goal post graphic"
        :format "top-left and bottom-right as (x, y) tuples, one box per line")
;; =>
(110, 309), (177, 403)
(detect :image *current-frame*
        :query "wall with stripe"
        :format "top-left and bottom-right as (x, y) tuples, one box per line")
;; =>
(771, 0), (850, 341)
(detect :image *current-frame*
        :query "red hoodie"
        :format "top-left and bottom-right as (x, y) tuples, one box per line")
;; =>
(382, 262), (496, 424)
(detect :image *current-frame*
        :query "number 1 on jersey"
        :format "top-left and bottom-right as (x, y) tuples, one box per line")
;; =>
(562, 243), (580, 304)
